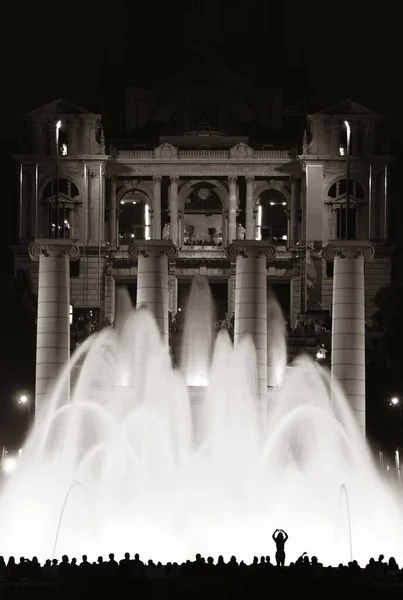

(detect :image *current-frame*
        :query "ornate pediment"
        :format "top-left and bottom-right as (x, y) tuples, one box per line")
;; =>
(229, 143), (254, 159)
(313, 99), (381, 118)
(154, 143), (178, 159)
(28, 98), (95, 117)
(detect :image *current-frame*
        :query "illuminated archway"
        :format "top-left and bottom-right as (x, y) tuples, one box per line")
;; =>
(42, 177), (80, 237)
(182, 182), (223, 245)
(118, 189), (151, 244)
(256, 189), (288, 244)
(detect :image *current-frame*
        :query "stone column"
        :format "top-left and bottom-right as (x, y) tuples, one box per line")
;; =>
(245, 176), (255, 239)
(324, 241), (374, 436)
(128, 241), (178, 343)
(228, 176), (237, 243)
(109, 177), (117, 247)
(290, 177), (298, 246)
(29, 239), (80, 421)
(169, 176), (179, 245)
(227, 241), (276, 400)
(152, 176), (162, 240)
(222, 210), (228, 246)
(178, 210), (184, 247)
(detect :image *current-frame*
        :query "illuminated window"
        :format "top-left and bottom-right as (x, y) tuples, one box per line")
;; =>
(118, 190), (149, 243)
(256, 190), (288, 243)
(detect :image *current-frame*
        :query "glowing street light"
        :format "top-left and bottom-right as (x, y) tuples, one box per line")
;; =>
(3, 456), (17, 474)
(389, 396), (402, 450)
(17, 393), (31, 428)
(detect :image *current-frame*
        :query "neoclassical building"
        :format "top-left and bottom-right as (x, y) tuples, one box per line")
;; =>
(14, 67), (393, 429)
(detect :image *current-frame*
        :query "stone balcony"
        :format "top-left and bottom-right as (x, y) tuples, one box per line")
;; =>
(112, 146), (293, 161)
(112, 244), (295, 263)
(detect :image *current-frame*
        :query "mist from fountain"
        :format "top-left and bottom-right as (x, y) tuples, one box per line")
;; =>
(0, 278), (402, 566)
(267, 287), (287, 387)
(180, 276), (215, 386)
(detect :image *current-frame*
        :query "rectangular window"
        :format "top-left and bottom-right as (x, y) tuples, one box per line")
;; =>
(70, 260), (80, 278)
(336, 207), (356, 240)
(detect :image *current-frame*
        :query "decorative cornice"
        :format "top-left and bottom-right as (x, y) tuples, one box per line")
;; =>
(226, 241), (276, 260)
(29, 239), (80, 261)
(323, 240), (374, 261)
(128, 240), (178, 260)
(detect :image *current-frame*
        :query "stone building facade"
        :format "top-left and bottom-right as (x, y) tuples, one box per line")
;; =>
(13, 86), (393, 425)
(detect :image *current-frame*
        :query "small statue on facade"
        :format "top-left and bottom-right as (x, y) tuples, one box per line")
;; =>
(237, 223), (246, 240)
(162, 223), (170, 240)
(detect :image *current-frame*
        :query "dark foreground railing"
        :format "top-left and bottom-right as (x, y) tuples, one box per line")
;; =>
(1, 580), (403, 600)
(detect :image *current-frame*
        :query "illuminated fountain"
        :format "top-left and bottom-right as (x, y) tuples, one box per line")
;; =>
(0, 277), (402, 566)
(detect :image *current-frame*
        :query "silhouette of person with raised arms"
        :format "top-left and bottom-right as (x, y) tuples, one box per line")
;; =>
(272, 528), (288, 567)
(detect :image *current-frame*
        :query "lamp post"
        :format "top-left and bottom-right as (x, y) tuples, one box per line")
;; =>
(18, 394), (31, 430)
(388, 397), (403, 489)
(344, 120), (351, 240)
(55, 120), (62, 239)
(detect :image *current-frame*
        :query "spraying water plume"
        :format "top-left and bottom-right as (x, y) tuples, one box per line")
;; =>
(0, 278), (402, 566)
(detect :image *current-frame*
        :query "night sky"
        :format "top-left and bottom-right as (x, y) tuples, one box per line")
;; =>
(0, 0), (401, 451)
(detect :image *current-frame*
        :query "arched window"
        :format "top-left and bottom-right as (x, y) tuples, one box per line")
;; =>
(42, 178), (79, 238)
(328, 179), (364, 239)
(183, 183), (222, 245)
(118, 190), (151, 244)
(256, 189), (288, 244)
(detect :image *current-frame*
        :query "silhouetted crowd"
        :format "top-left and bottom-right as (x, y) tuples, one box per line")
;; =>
(0, 552), (402, 584)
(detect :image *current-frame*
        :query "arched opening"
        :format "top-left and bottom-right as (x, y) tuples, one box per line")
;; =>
(183, 183), (223, 245)
(118, 189), (151, 244)
(328, 179), (364, 239)
(42, 178), (79, 237)
(256, 189), (288, 244)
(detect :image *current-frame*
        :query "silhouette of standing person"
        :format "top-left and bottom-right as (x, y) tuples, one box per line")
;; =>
(272, 529), (288, 567)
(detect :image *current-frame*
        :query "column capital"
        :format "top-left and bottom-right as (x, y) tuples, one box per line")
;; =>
(245, 176), (255, 185)
(323, 240), (374, 262)
(152, 175), (162, 183)
(228, 175), (237, 184)
(227, 241), (276, 261)
(128, 240), (178, 261)
(170, 175), (179, 183)
(29, 239), (80, 261)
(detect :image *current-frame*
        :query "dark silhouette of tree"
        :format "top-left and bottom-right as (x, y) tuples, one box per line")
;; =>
(372, 285), (403, 370)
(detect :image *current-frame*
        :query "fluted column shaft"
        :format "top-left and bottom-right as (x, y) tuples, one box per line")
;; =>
(152, 176), (162, 240)
(245, 176), (255, 240)
(170, 176), (179, 246)
(228, 176), (237, 243)
(128, 241), (178, 344)
(137, 256), (169, 340)
(29, 239), (80, 421)
(324, 241), (374, 436)
(228, 241), (276, 401)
